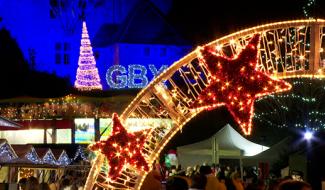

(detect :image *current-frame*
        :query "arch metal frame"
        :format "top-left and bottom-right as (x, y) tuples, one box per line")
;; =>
(85, 19), (325, 190)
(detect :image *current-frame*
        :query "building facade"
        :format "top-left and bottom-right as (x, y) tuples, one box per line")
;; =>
(0, 0), (192, 90)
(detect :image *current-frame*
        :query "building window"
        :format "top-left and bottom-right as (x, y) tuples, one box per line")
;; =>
(55, 54), (61, 64)
(144, 47), (150, 56)
(55, 43), (61, 51)
(160, 47), (167, 57)
(50, 9), (56, 19)
(64, 54), (70, 65)
(55, 42), (70, 64)
(64, 43), (70, 51)
(49, 0), (58, 19)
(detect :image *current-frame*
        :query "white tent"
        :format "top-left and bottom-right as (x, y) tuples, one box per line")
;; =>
(177, 124), (269, 168)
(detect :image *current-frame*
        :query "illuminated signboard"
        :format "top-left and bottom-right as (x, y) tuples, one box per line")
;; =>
(99, 118), (112, 140)
(99, 118), (173, 140)
(106, 64), (168, 89)
(74, 118), (95, 143)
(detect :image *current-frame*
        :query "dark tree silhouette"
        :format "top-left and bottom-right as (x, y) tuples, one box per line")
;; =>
(0, 28), (71, 98)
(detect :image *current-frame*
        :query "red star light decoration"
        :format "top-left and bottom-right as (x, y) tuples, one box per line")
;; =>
(89, 113), (149, 180)
(190, 34), (292, 135)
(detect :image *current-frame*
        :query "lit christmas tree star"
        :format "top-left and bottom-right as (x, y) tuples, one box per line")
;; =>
(190, 34), (292, 135)
(88, 113), (149, 180)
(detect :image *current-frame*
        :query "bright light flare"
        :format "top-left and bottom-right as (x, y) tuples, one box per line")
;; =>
(304, 131), (313, 140)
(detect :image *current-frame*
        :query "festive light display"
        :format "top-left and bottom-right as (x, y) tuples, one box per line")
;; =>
(0, 94), (114, 119)
(42, 150), (57, 165)
(106, 64), (168, 89)
(74, 21), (102, 91)
(57, 151), (71, 166)
(26, 148), (41, 164)
(0, 143), (17, 162)
(302, 0), (315, 18)
(19, 169), (34, 179)
(190, 34), (292, 135)
(254, 78), (325, 131)
(73, 145), (89, 161)
(89, 113), (149, 180)
(38, 19), (325, 189)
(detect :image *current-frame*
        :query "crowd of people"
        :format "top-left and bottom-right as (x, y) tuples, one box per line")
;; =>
(15, 164), (312, 190)
(140, 163), (312, 190)
(17, 174), (84, 190)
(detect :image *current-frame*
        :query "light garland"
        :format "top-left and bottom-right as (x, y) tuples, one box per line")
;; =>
(74, 21), (103, 91)
(42, 150), (57, 165)
(25, 148), (41, 164)
(57, 151), (71, 166)
(190, 34), (292, 135)
(127, 65), (148, 88)
(19, 169), (34, 179)
(0, 95), (112, 119)
(73, 145), (89, 161)
(254, 77), (325, 131)
(106, 65), (127, 89)
(0, 143), (17, 162)
(302, 0), (315, 18)
(106, 64), (157, 89)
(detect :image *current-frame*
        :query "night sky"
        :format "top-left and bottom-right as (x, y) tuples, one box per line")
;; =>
(167, 0), (325, 46)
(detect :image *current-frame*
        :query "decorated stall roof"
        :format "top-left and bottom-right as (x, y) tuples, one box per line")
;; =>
(0, 140), (90, 167)
(0, 116), (22, 129)
(0, 139), (18, 163)
(51, 149), (71, 166)
(11, 145), (41, 164)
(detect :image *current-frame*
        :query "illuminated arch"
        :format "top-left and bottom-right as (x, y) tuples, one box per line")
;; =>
(85, 19), (325, 189)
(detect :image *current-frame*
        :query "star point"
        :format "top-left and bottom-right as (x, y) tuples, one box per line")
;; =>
(190, 34), (292, 135)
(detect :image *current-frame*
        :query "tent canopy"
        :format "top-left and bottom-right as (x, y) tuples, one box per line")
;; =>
(177, 124), (269, 167)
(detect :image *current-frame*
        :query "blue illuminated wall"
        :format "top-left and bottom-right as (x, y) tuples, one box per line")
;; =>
(0, 0), (192, 90)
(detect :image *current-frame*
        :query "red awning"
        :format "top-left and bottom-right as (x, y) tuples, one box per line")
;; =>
(0, 116), (22, 129)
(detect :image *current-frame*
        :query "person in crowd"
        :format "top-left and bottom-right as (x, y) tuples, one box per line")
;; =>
(231, 172), (244, 190)
(140, 168), (163, 190)
(193, 165), (201, 175)
(18, 178), (27, 190)
(217, 173), (227, 190)
(166, 176), (189, 190)
(59, 178), (71, 190)
(169, 165), (177, 176)
(39, 183), (51, 190)
(26, 176), (39, 190)
(245, 180), (265, 190)
(189, 174), (207, 190)
(277, 180), (312, 190)
(200, 165), (220, 190)
(48, 178), (58, 190)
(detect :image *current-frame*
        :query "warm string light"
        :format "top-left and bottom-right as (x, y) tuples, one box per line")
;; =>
(88, 113), (149, 180)
(0, 95), (111, 119)
(74, 21), (103, 91)
(19, 169), (34, 179)
(190, 34), (292, 135)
